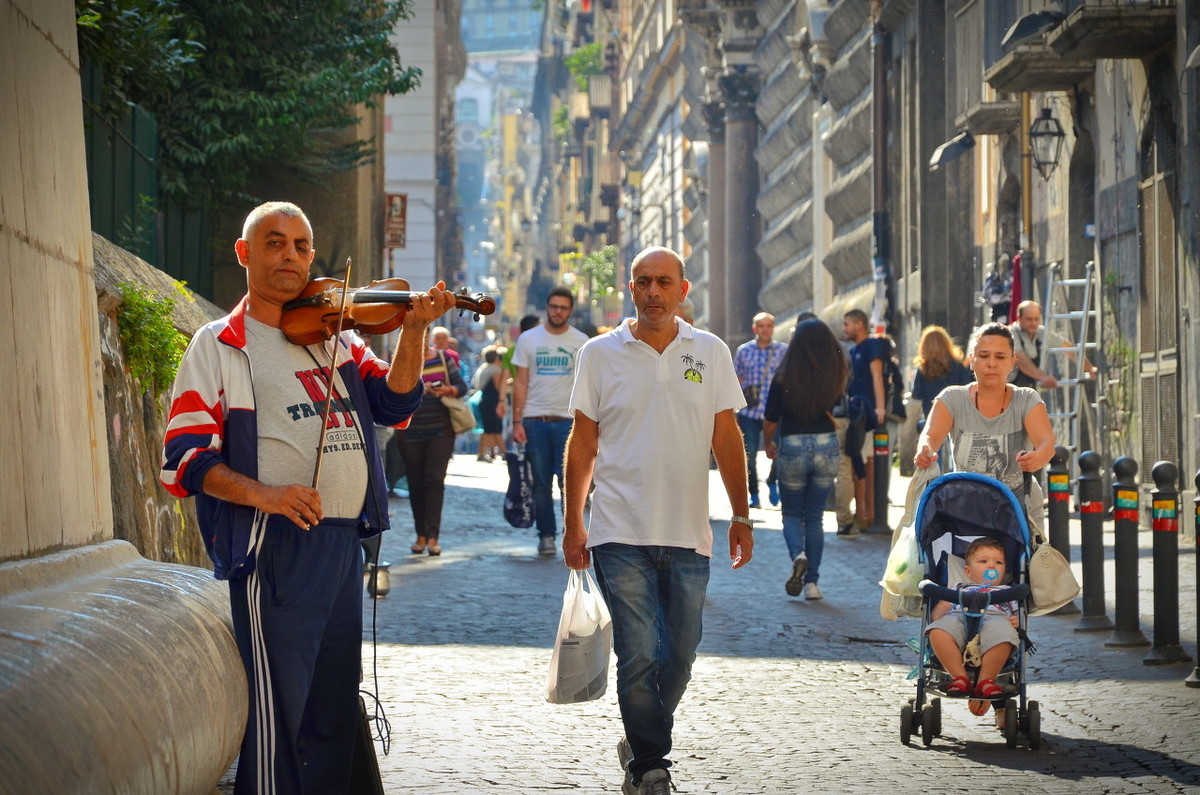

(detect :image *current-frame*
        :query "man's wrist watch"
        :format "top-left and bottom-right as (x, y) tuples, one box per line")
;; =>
(731, 515), (755, 527)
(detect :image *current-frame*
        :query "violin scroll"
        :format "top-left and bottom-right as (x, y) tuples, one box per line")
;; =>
(453, 287), (497, 320)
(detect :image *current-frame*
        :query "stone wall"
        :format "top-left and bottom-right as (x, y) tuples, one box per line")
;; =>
(0, 0), (113, 561)
(92, 233), (223, 568)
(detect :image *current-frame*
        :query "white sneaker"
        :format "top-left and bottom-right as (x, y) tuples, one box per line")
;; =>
(803, 582), (823, 600)
(785, 553), (808, 596)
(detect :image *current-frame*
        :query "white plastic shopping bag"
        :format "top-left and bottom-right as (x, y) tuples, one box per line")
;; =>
(545, 569), (612, 704)
(880, 524), (923, 597)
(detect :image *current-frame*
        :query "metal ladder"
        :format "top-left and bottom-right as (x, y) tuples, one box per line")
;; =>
(1040, 260), (1104, 478)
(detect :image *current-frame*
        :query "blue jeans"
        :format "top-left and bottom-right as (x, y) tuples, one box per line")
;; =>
(736, 414), (763, 501)
(592, 544), (710, 784)
(524, 418), (572, 537)
(776, 432), (840, 583)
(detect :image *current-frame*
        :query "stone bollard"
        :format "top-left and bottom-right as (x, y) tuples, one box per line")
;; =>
(1107, 457), (1149, 647)
(1046, 445), (1079, 614)
(870, 428), (891, 534)
(1075, 451), (1113, 632)
(1186, 470), (1200, 687)
(1144, 461), (1192, 665)
(0, 541), (246, 794)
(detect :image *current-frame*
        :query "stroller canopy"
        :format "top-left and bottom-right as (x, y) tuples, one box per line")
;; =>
(913, 472), (1031, 582)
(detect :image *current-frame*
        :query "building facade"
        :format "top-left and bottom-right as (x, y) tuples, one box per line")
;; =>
(385, 0), (468, 291)
(534, 0), (1199, 499)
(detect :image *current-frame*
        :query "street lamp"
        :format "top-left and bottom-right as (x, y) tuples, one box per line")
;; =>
(1029, 107), (1066, 181)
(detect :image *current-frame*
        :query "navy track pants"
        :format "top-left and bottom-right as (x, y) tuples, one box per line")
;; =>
(230, 516), (364, 795)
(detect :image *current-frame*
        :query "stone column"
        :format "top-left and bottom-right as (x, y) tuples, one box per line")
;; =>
(720, 69), (761, 349)
(702, 99), (728, 341)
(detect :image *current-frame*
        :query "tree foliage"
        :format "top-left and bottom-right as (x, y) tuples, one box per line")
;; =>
(581, 245), (617, 294)
(563, 42), (602, 91)
(77, 0), (421, 210)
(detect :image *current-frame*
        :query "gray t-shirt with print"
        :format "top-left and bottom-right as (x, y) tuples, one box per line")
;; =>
(244, 317), (368, 520)
(936, 384), (1043, 495)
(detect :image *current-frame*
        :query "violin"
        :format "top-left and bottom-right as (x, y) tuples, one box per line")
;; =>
(281, 277), (497, 345)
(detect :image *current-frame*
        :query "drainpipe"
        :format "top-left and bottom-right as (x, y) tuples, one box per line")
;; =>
(1021, 92), (1034, 300)
(871, 6), (893, 334)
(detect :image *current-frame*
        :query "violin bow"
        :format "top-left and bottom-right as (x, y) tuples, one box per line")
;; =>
(311, 257), (353, 490)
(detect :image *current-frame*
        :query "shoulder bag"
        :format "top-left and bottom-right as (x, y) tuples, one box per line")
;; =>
(1027, 536), (1080, 616)
(437, 352), (478, 434)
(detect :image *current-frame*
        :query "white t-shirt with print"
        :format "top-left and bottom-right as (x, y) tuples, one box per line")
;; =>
(244, 317), (367, 520)
(569, 317), (746, 556)
(511, 323), (590, 417)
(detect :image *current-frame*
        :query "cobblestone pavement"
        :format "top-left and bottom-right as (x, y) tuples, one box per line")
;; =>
(223, 453), (1200, 793)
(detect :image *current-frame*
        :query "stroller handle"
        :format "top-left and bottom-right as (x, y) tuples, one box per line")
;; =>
(918, 580), (1031, 612)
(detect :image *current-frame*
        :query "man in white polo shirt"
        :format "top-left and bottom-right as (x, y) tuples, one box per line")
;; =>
(562, 247), (753, 795)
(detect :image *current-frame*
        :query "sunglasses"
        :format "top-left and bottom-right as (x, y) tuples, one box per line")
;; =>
(547, 303), (572, 311)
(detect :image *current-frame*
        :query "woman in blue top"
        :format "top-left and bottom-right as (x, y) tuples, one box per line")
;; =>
(763, 319), (849, 601)
(910, 325), (973, 420)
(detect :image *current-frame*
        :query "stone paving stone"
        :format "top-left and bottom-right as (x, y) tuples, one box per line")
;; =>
(217, 454), (1200, 793)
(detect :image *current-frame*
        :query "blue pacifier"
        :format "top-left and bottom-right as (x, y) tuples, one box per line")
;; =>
(983, 568), (999, 582)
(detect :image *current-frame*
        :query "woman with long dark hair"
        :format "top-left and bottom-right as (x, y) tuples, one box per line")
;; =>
(763, 319), (849, 600)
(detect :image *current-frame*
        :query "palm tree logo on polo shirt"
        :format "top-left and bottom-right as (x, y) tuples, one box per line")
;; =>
(681, 353), (705, 383)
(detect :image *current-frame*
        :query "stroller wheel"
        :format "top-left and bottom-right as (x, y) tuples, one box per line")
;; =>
(1004, 703), (1019, 748)
(1027, 700), (1041, 750)
(900, 704), (914, 746)
(930, 697), (942, 737)
(920, 703), (937, 746)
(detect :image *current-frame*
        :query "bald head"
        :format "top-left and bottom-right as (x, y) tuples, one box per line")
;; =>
(630, 246), (685, 280)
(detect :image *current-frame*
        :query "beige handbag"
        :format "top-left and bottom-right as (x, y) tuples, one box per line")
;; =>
(1027, 537), (1080, 616)
(435, 352), (477, 433)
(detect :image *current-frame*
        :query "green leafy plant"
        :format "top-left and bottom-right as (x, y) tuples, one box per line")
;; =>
(117, 193), (158, 254)
(580, 245), (617, 294)
(1101, 272), (1135, 449)
(77, 0), (421, 211)
(564, 42), (603, 90)
(552, 106), (571, 146)
(116, 280), (191, 397)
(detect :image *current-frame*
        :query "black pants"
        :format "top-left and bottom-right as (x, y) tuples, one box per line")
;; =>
(399, 431), (455, 540)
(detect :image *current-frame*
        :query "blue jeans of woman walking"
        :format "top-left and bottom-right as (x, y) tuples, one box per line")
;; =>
(776, 432), (840, 583)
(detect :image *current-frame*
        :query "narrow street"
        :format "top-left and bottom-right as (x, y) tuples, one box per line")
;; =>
(267, 453), (1200, 793)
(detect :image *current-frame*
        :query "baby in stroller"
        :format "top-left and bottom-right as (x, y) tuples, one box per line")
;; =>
(899, 471), (1040, 748)
(926, 537), (1019, 717)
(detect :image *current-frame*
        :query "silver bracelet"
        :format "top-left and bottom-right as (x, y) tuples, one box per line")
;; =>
(730, 515), (756, 527)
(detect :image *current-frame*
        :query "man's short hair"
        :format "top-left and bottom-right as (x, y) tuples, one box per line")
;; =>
(242, 201), (310, 240)
(1016, 300), (1041, 318)
(519, 314), (541, 333)
(844, 308), (869, 327)
(753, 312), (775, 324)
(547, 286), (575, 308)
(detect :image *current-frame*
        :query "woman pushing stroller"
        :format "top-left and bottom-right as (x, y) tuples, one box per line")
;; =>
(909, 321), (1055, 741)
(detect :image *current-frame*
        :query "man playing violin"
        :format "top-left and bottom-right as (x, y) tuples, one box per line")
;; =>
(160, 201), (456, 794)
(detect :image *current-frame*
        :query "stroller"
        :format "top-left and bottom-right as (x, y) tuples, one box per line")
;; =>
(899, 472), (1041, 749)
